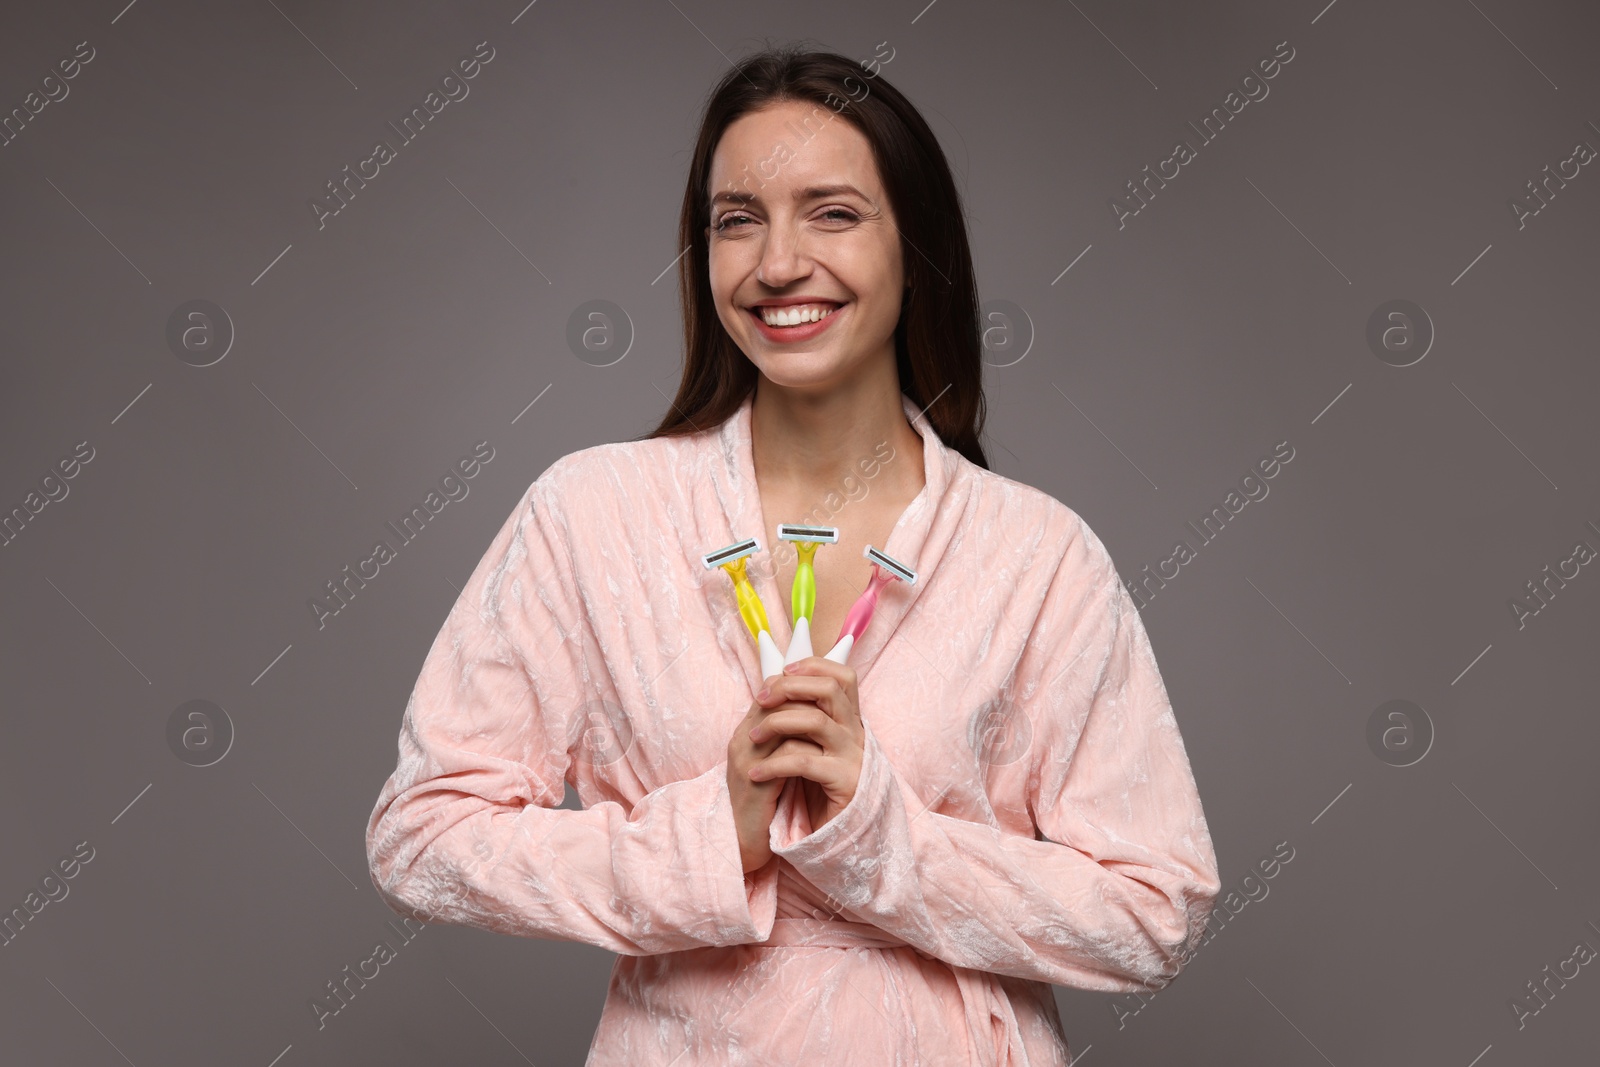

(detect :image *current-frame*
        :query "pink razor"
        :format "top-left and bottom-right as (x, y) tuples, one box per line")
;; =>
(822, 545), (916, 665)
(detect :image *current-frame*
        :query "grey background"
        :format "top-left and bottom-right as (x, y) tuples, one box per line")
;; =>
(2, 0), (1596, 1064)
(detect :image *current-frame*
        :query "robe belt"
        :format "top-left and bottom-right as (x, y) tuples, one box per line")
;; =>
(750, 918), (1030, 1064)
(752, 917), (914, 951)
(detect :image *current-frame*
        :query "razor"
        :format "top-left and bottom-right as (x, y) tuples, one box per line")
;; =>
(702, 537), (784, 680)
(823, 545), (916, 665)
(776, 523), (838, 666)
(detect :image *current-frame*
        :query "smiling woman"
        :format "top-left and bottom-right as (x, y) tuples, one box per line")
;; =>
(366, 44), (1220, 1067)
(655, 48), (986, 468)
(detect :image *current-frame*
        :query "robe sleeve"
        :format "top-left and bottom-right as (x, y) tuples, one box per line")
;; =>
(771, 510), (1220, 990)
(365, 469), (777, 955)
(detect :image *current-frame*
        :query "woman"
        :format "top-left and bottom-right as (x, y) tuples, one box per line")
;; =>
(366, 46), (1219, 1065)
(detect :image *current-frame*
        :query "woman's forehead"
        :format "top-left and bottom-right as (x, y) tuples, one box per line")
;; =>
(709, 103), (882, 197)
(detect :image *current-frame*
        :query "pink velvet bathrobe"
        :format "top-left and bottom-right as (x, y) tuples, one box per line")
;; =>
(365, 391), (1220, 1065)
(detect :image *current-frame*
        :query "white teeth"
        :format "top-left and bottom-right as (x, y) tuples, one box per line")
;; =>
(758, 303), (838, 327)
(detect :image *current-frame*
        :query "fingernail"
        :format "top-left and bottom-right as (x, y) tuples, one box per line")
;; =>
(757, 687), (770, 700)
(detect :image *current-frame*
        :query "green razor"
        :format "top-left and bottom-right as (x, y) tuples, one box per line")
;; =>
(776, 524), (838, 666)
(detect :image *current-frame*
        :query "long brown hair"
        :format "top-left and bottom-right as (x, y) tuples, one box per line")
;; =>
(642, 45), (988, 470)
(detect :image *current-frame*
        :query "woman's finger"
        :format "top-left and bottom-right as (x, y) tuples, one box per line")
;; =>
(757, 675), (852, 724)
(780, 658), (859, 715)
(750, 749), (838, 785)
(750, 706), (839, 747)
(770, 736), (824, 758)
(781, 657), (858, 695)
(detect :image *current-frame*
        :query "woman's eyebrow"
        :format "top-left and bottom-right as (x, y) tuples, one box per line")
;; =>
(710, 183), (870, 208)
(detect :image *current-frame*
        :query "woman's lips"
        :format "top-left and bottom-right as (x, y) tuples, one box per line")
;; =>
(746, 303), (845, 344)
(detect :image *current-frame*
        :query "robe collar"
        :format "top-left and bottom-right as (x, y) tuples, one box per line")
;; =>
(703, 388), (970, 692)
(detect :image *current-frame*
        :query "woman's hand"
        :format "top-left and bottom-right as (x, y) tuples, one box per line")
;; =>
(748, 658), (865, 832)
(726, 693), (799, 873)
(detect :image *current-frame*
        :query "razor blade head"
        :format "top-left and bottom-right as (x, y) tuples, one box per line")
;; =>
(777, 524), (839, 544)
(702, 537), (759, 569)
(863, 544), (916, 585)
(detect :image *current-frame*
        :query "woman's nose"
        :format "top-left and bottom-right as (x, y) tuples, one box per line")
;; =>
(754, 223), (812, 288)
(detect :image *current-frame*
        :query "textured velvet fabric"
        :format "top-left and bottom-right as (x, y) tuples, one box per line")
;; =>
(365, 391), (1220, 1064)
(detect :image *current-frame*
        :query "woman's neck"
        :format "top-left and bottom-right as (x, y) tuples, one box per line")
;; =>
(748, 378), (926, 501)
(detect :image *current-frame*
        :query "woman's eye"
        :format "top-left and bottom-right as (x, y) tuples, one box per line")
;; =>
(713, 208), (857, 231)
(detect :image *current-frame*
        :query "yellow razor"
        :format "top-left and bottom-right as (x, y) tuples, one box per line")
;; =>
(702, 537), (784, 680)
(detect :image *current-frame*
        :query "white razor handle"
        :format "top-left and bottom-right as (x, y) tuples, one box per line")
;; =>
(822, 633), (854, 665)
(783, 616), (814, 666)
(758, 630), (785, 680)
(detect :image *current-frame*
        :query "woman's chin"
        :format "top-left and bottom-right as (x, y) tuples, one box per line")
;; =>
(750, 353), (851, 389)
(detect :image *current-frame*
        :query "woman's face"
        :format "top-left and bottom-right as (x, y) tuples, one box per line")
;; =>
(706, 99), (905, 394)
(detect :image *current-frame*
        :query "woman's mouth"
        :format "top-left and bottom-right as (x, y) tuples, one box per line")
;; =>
(746, 301), (845, 343)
